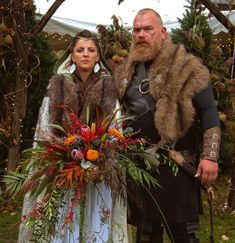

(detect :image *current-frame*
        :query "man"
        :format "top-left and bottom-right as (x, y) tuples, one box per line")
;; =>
(114, 8), (221, 243)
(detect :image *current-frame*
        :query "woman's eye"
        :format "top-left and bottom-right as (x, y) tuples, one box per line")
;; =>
(76, 48), (84, 53)
(88, 48), (95, 52)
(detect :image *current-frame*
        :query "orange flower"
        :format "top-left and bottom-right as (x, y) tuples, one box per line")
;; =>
(64, 134), (76, 145)
(108, 128), (124, 140)
(56, 162), (85, 187)
(87, 149), (99, 161)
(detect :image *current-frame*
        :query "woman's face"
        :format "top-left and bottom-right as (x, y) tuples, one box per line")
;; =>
(71, 39), (100, 73)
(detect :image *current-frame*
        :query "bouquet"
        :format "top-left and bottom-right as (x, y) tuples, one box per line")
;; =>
(3, 107), (162, 241)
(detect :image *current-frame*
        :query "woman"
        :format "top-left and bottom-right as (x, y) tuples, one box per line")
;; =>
(18, 30), (128, 243)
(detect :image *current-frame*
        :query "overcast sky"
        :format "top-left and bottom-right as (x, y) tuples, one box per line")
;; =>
(34, 0), (188, 25)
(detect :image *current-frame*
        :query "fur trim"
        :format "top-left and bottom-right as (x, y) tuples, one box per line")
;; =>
(47, 74), (78, 126)
(114, 37), (210, 143)
(47, 74), (117, 125)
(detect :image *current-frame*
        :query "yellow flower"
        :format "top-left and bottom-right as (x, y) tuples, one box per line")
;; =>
(64, 134), (76, 145)
(108, 128), (124, 140)
(87, 149), (99, 161)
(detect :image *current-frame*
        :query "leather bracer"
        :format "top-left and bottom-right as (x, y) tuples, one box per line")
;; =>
(202, 127), (221, 162)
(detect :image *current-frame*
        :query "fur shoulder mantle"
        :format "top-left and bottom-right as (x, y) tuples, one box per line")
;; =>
(114, 38), (211, 143)
(47, 73), (117, 125)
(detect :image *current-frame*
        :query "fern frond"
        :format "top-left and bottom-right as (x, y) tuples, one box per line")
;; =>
(2, 171), (28, 198)
(118, 153), (160, 188)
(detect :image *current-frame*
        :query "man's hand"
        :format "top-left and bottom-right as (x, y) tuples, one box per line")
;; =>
(195, 159), (218, 188)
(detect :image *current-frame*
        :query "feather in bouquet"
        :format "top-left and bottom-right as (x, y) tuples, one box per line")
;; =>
(3, 106), (163, 240)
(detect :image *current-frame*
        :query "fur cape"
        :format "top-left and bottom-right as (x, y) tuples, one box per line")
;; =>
(114, 37), (210, 144)
(46, 72), (117, 126)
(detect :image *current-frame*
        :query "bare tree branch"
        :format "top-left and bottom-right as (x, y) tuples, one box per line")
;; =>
(199, 0), (235, 37)
(28, 0), (66, 39)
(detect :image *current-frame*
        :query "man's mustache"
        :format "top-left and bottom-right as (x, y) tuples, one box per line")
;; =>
(134, 41), (150, 46)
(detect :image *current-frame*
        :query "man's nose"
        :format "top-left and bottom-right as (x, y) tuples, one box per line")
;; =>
(139, 29), (145, 34)
(137, 29), (147, 37)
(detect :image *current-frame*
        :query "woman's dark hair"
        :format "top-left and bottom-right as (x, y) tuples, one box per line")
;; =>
(69, 30), (100, 55)
(67, 29), (112, 74)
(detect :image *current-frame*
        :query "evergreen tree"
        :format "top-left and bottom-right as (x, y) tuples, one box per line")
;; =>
(171, 0), (234, 174)
(171, 0), (214, 62)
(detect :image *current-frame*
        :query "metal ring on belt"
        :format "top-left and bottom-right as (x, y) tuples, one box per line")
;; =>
(138, 78), (150, 94)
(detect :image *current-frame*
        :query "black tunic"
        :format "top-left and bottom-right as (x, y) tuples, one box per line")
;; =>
(123, 63), (220, 225)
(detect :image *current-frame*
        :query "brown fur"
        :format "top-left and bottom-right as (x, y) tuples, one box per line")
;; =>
(47, 73), (117, 125)
(114, 37), (210, 143)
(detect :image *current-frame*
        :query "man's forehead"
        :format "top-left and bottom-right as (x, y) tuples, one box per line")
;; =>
(133, 13), (158, 26)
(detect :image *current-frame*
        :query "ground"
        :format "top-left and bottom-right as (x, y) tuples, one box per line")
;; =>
(0, 172), (234, 243)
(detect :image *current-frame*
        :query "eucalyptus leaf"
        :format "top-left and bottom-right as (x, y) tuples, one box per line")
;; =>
(45, 123), (65, 133)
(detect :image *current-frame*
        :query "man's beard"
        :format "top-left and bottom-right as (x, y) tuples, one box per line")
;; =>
(129, 40), (161, 62)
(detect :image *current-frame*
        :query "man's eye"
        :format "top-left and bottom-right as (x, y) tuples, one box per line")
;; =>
(133, 28), (141, 33)
(133, 27), (154, 33)
(144, 26), (154, 32)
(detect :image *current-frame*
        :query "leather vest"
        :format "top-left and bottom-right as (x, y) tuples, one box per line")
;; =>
(122, 62), (160, 143)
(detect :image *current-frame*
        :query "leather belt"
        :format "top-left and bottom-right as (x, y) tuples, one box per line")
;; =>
(159, 149), (196, 164)
(179, 150), (196, 163)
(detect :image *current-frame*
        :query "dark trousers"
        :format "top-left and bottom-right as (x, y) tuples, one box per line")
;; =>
(136, 223), (200, 243)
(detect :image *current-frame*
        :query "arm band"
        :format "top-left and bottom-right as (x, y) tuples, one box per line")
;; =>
(202, 127), (221, 162)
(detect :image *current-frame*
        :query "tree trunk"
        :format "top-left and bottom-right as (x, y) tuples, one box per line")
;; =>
(228, 145), (235, 209)
(6, 0), (29, 170)
(7, 56), (28, 170)
(4, 0), (66, 170)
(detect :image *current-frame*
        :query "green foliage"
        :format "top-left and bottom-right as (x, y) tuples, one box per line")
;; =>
(1, 174), (234, 243)
(118, 152), (160, 188)
(97, 16), (131, 72)
(104, 23), (131, 57)
(171, 0), (234, 170)
(171, 0), (214, 61)
(1, 108), (173, 241)
(27, 189), (64, 243)
(3, 171), (28, 198)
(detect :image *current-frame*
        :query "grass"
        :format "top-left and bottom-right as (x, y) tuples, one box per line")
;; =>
(161, 172), (235, 242)
(0, 173), (234, 243)
(0, 195), (21, 243)
(197, 173), (235, 243)
(128, 173), (235, 243)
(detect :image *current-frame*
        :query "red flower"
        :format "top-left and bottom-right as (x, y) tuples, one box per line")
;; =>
(80, 125), (96, 143)
(44, 146), (54, 153)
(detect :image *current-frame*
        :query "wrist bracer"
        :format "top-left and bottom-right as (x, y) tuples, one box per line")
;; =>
(202, 127), (221, 162)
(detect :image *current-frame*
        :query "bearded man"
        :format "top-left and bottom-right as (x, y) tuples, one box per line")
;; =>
(114, 8), (221, 243)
